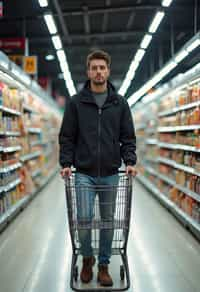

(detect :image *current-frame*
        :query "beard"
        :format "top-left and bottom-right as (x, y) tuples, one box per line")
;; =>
(92, 79), (106, 86)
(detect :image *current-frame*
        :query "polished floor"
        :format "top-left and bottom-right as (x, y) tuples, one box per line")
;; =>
(0, 173), (200, 292)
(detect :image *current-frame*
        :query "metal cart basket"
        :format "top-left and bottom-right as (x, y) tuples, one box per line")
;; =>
(64, 171), (133, 291)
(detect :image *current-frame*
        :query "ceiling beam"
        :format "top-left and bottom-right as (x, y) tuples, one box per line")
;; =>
(29, 30), (144, 42)
(83, 6), (90, 44)
(61, 5), (161, 16)
(29, 41), (178, 52)
(28, 29), (191, 43)
(52, 0), (72, 44)
(0, 4), (193, 23)
(122, 10), (136, 41)
(83, 6), (90, 34)
(102, 0), (111, 33)
(126, 11), (136, 30)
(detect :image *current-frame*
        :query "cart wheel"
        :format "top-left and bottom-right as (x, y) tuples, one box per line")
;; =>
(73, 266), (78, 282)
(120, 265), (125, 281)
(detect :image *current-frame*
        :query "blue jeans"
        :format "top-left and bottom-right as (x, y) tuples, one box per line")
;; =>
(75, 173), (119, 265)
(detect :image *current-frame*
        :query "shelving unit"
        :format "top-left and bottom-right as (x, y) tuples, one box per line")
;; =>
(27, 128), (42, 134)
(0, 105), (21, 116)
(0, 168), (58, 232)
(0, 162), (22, 173)
(0, 50), (62, 231)
(3, 146), (22, 153)
(20, 151), (42, 162)
(158, 142), (200, 152)
(137, 175), (200, 240)
(134, 63), (200, 240)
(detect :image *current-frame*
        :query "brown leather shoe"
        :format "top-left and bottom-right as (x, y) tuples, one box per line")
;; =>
(80, 256), (96, 283)
(97, 264), (113, 286)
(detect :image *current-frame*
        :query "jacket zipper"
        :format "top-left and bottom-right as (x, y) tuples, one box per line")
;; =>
(98, 107), (102, 178)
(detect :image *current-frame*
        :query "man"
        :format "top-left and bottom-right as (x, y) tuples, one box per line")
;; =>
(59, 50), (137, 287)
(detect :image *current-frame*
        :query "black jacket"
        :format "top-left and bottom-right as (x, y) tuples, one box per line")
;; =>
(59, 80), (137, 177)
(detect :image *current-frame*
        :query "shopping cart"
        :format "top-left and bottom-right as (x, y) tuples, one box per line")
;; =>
(64, 171), (133, 291)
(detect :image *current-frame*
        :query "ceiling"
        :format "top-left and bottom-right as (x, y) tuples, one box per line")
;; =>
(0, 0), (199, 99)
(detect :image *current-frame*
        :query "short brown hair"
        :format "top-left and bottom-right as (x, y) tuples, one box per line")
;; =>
(87, 50), (111, 68)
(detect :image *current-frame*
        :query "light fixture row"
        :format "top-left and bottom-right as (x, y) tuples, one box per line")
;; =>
(128, 32), (200, 107)
(118, 0), (174, 96)
(38, 0), (76, 96)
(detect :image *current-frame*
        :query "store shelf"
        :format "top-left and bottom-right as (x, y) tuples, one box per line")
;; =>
(146, 139), (158, 145)
(145, 157), (158, 163)
(159, 100), (200, 117)
(0, 168), (58, 232)
(31, 169), (42, 178)
(143, 164), (200, 203)
(44, 150), (52, 157)
(158, 142), (200, 153)
(157, 156), (200, 177)
(137, 175), (200, 241)
(0, 105), (21, 116)
(0, 162), (22, 173)
(0, 131), (20, 136)
(146, 128), (156, 134)
(143, 164), (159, 177)
(27, 128), (41, 134)
(20, 151), (41, 162)
(3, 145), (22, 153)
(0, 196), (29, 231)
(23, 104), (34, 113)
(136, 124), (146, 131)
(30, 140), (43, 146)
(158, 125), (200, 132)
(4, 178), (21, 193)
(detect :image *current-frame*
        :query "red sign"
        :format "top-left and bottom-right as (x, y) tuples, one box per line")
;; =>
(0, 2), (3, 18)
(0, 38), (25, 50)
(38, 77), (50, 90)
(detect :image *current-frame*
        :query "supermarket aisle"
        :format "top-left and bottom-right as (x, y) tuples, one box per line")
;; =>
(0, 174), (200, 292)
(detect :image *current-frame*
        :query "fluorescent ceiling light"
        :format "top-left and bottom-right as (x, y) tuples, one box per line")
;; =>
(134, 49), (145, 62)
(45, 54), (55, 61)
(38, 0), (48, 7)
(52, 35), (62, 50)
(44, 14), (57, 34)
(118, 61), (139, 94)
(158, 61), (177, 78)
(119, 79), (131, 96)
(59, 62), (69, 73)
(186, 39), (200, 52)
(162, 0), (173, 7)
(129, 60), (140, 72)
(63, 71), (71, 81)
(149, 12), (165, 33)
(127, 32), (200, 108)
(175, 50), (189, 63)
(140, 34), (152, 49)
(128, 61), (177, 107)
(65, 80), (76, 96)
(125, 70), (135, 81)
(56, 49), (66, 63)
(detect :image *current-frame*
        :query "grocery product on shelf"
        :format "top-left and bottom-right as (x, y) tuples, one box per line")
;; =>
(0, 56), (61, 229)
(134, 70), (200, 239)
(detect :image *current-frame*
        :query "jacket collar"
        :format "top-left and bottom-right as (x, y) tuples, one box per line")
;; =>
(80, 80), (118, 104)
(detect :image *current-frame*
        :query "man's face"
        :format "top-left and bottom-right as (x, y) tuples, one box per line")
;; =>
(87, 59), (110, 86)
